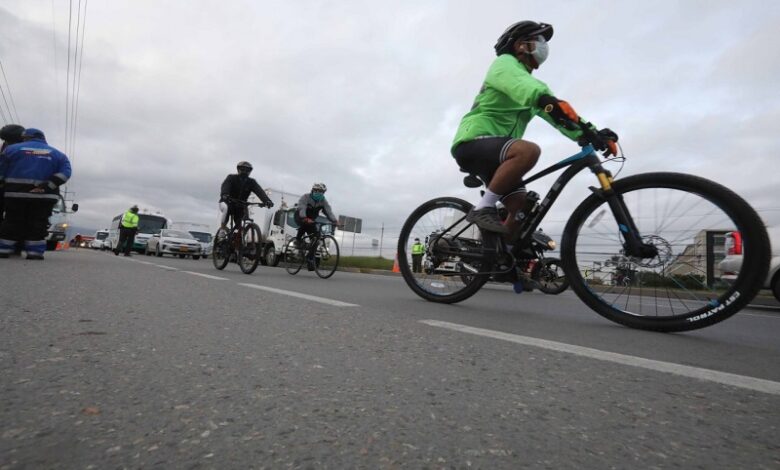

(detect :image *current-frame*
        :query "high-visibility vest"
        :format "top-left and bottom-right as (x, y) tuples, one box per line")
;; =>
(411, 242), (424, 255)
(121, 211), (139, 229)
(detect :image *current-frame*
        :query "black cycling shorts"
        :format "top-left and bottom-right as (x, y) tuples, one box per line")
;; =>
(452, 137), (525, 194)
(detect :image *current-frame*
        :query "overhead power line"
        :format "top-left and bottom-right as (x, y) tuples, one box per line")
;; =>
(65, 0), (73, 150)
(62, 0), (88, 163)
(0, 61), (20, 123)
(69, 0), (88, 161)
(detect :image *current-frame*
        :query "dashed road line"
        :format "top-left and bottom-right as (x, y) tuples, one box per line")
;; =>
(421, 319), (780, 396)
(154, 264), (179, 271)
(238, 283), (359, 307)
(182, 271), (228, 281)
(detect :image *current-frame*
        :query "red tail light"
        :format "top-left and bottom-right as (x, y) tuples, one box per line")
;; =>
(726, 231), (742, 255)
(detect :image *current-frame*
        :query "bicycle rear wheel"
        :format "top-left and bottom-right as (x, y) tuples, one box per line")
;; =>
(283, 238), (305, 275)
(397, 197), (490, 303)
(561, 172), (770, 332)
(314, 235), (340, 279)
(238, 223), (261, 274)
(212, 228), (230, 270)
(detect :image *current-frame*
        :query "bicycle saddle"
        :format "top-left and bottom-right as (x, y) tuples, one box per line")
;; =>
(459, 168), (484, 188)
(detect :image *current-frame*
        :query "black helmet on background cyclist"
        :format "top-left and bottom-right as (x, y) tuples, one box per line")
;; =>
(0, 124), (25, 144)
(494, 20), (553, 57)
(237, 161), (252, 177)
(21, 128), (46, 142)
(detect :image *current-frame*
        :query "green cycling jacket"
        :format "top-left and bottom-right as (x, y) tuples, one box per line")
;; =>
(452, 54), (590, 150)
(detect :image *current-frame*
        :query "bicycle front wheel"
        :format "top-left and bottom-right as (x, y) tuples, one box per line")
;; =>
(397, 197), (490, 303)
(238, 223), (262, 274)
(212, 228), (230, 270)
(561, 172), (770, 332)
(314, 235), (340, 279)
(283, 238), (305, 275)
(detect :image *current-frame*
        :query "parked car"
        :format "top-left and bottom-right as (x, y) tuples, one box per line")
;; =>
(145, 229), (202, 259)
(718, 226), (780, 302)
(187, 230), (213, 259)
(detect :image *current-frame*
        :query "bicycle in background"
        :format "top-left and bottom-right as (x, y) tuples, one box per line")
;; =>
(283, 222), (340, 279)
(212, 198), (267, 274)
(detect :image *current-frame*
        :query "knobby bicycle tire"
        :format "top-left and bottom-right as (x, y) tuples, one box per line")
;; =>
(238, 223), (262, 274)
(398, 197), (490, 303)
(561, 172), (770, 332)
(212, 228), (230, 270)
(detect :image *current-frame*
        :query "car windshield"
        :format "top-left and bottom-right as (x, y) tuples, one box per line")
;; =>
(189, 231), (212, 243)
(162, 230), (194, 239)
(138, 215), (167, 234)
(96, 232), (108, 240)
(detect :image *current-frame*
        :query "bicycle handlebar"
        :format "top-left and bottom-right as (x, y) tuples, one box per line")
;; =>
(224, 197), (272, 207)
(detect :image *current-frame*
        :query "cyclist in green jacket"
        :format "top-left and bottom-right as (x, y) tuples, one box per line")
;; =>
(453, 20), (618, 236)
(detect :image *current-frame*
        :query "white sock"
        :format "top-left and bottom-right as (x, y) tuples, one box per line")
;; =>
(474, 189), (502, 210)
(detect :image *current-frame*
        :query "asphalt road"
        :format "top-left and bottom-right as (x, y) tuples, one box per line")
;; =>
(2, 249), (779, 469)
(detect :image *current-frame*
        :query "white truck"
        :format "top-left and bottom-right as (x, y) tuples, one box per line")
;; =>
(46, 195), (78, 251)
(254, 189), (301, 267)
(255, 189), (337, 267)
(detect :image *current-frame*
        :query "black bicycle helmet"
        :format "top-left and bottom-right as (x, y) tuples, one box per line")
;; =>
(494, 21), (553, 56)
(237, 161), (253, 173)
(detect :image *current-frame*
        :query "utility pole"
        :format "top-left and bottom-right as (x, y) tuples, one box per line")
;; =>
(379, 223), (384, 258)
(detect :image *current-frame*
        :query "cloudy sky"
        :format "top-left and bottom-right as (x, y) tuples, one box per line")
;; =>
(1, 0), (778, 251)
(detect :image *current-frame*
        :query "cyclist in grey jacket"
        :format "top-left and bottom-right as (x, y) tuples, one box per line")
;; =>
(295, 183), (337, 243)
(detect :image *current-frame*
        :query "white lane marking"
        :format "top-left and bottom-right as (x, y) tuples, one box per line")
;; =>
(238, 283), (359, 307)
(182, 271), (228, 281)
(154, 264), (179, 271)
(421, 319), (780, 396)
(742, 311), (780, 319)
(136, 261), (156, 265)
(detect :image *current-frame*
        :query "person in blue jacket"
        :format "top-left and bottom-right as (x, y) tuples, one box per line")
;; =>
(0, 128), (72, 259)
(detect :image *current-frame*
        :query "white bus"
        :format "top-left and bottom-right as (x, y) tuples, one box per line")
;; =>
(106, 210), (170, 253)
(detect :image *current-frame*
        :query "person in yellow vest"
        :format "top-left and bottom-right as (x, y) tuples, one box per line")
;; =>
(411, 237), (425, 273)
(114, 205), (139, 257)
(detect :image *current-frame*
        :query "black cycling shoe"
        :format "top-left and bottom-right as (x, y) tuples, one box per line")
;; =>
(0, 253), (9, 259)
(26, 253), (44, 260)
(466, 207), (509, 234)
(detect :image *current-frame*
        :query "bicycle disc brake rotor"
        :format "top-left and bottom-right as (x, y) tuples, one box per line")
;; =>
(630, 235), (674, 269)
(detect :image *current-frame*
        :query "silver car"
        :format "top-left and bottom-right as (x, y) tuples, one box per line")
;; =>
(718, 226), (780, 302)
(145, 229), (203, 259)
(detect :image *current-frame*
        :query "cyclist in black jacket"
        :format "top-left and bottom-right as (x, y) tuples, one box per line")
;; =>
(219, 161), (274, 229)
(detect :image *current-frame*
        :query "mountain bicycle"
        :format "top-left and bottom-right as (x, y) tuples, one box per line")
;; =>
(212, 198), (268, 274)
(282, 222), (340, 278)
(397, 131), (770, 332)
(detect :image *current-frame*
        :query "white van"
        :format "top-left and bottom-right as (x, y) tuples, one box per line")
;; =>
(90, 229), (109, 250)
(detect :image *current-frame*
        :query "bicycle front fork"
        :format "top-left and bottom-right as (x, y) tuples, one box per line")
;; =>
(594, 169), (658, 259)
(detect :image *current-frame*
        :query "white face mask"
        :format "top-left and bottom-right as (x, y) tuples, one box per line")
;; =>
(529, 36), (549, 66)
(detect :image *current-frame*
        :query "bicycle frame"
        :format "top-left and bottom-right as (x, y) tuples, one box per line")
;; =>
(517, 145), (650, 258)
(435, 145), (651, 267)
